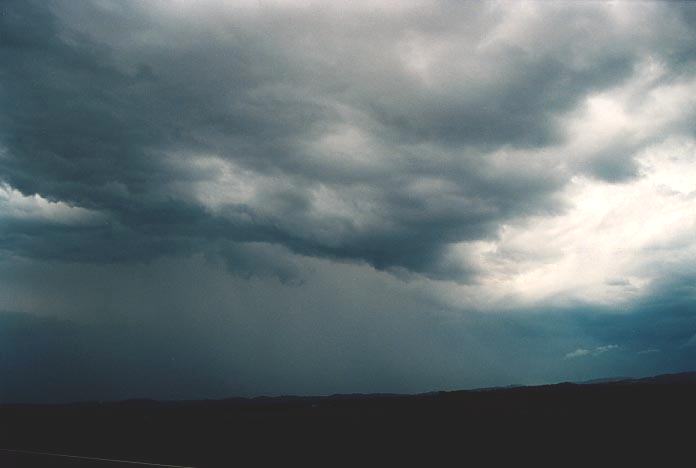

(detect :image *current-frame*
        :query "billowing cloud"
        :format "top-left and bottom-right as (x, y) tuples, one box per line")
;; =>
(2, 0), (696, 401)
(2, 0), (694, 279)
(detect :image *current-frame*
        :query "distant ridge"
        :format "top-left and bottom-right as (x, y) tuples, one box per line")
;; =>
(3, 371), (695, 408)
(578, 371), (696, 386)
(578, 376), (633, 385)
(634, 371), (696, 384)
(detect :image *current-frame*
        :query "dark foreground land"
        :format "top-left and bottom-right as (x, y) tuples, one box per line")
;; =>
(1, 372), (695, 467)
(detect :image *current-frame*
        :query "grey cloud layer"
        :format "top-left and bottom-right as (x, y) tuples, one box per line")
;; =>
(4, 1), (695, 278)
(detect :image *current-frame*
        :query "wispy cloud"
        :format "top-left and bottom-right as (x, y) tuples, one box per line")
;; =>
(565, 345), (620, 359)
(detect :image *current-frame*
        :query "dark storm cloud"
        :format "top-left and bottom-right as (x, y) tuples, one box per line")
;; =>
(4, 0), (693, 278)
(4, 0), (696, 405)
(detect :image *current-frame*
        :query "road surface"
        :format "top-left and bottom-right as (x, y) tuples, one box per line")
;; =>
(0, 449), (196, 467)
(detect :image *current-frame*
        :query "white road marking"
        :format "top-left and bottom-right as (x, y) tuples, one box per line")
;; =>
(0, 448), (197, 467)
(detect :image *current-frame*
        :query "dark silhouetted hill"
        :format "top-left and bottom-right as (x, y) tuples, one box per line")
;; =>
(1, 371), (695, 466)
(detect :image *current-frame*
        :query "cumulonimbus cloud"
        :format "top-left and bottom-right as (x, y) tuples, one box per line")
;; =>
(2, 0), (695, 285)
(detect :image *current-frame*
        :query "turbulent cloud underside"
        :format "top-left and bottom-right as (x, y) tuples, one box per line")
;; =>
(2, 0), (696, 401)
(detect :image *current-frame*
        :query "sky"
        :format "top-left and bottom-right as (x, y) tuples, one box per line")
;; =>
(1, 0), (696, 403)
